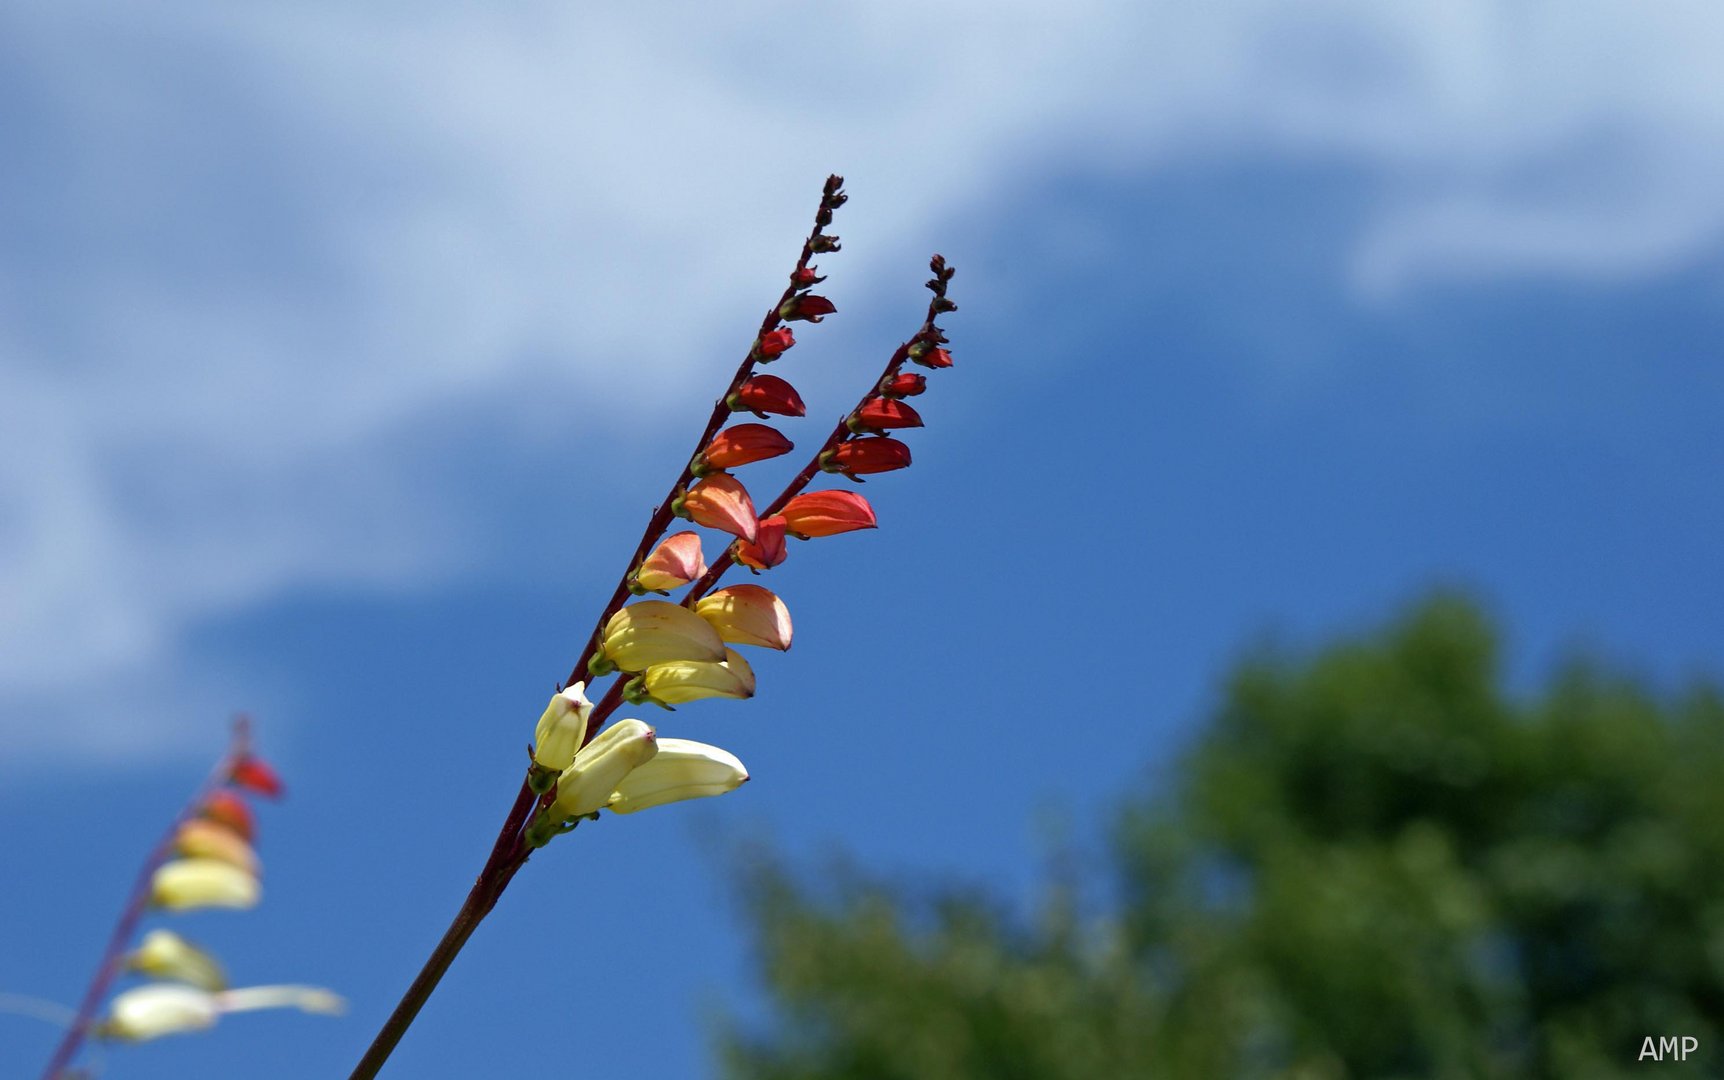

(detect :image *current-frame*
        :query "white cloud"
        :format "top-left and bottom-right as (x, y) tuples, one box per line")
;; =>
(4, 0), (1724, 759)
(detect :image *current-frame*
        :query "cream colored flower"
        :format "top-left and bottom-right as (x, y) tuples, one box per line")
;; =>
(642, 648), (756, 705)
(126, 929), (227, 991)
(150, 858), (260, 912)
(99, 983), (344, 1042)
(552, 719), (659, 817)
(608, 739), (749, 814)
(601, 601), (726, 672)
(533, 682), (593, 771)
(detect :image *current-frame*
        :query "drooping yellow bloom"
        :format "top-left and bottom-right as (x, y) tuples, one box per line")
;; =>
(150, 858), (260, 912)
(172, 819), (261, 876)
(126, 929), (227, 991)
(601, 601), (726, 672)
(533, 681), (593, 772)
(642, 648), (756, 704)
(695, 585), (793, 651)
(608, 738), (749, 814)
(552, 719), (658, 817)
(98, 983), (345, 1042)
(99, 984), (219, 1041)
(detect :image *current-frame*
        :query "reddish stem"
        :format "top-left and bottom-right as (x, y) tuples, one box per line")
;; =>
(37, 720), (252, 1080)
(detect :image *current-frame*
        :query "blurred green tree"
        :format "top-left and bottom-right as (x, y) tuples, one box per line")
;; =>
(722, 596), (1724, 1079)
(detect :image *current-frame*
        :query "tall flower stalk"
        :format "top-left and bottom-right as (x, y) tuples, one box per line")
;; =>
(349, 176), (959, 1077)
(38, 720), (339, 1079)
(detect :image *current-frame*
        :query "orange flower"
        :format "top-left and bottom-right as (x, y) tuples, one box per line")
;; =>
(200, 791), (255, 842)
(734, 515), (789, 571)
(702, 424), (794, 470)
(678, 474), (759, 543)
(780, 491), (878, 538)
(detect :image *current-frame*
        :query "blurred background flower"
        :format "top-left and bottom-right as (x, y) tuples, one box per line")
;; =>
(2, 1), (1720, 1075)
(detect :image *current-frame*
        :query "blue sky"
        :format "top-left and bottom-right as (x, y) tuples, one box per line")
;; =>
(3, 3), (1722, 1077)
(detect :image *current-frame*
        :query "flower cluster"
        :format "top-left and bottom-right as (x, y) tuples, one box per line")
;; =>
(86, 740), (345, 1045)
(522, 178), (958, 846)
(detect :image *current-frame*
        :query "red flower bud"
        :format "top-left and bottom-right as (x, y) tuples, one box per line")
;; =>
(852, 397), (924, 431)
(780, 490), (878, 538)
(881, 373), (926, 397)
(729, 375), (806, 418)
(755, 327), (796, 360)
(789, 267), (825, 287)
(703, 424), (794, 470)
(778, 294), (836, 323)
(827, 437), (912, 476)
(914, 347), (953, 369)
(734, 515), (788, 571)
(200, 791), (256, 842)
(230, 757), (284, 799)
(679, 474), (758, 543)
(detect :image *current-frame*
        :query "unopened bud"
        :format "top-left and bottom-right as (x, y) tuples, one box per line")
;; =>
(778, 294), (836, 323)
(533, 682), (593, 771)
(824, 437), (912, 476)
(755, 327), (796, 361)
(729, 375), (807, 418)
(850, 397), (924, 431)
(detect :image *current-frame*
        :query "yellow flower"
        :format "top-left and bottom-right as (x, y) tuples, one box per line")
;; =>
(533, 682), (593, 771)
(695, 585), (793, 651)
(600, 600), (725, 672)
(150, 858), (260, 912)
(126, 929), (227, 991)
(608, 739), (749, 814)
(99, 984), (218, 1041)
(552, 719), (659, 817)
(99, 984), (344, 1042)
(641, 648), (756, 705)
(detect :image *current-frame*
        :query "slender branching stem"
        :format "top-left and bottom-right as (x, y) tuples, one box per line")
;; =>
(37, 720), (252, 1080)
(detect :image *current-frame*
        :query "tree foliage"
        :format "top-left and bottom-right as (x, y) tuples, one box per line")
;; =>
(723, 596), (1724, 1078)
